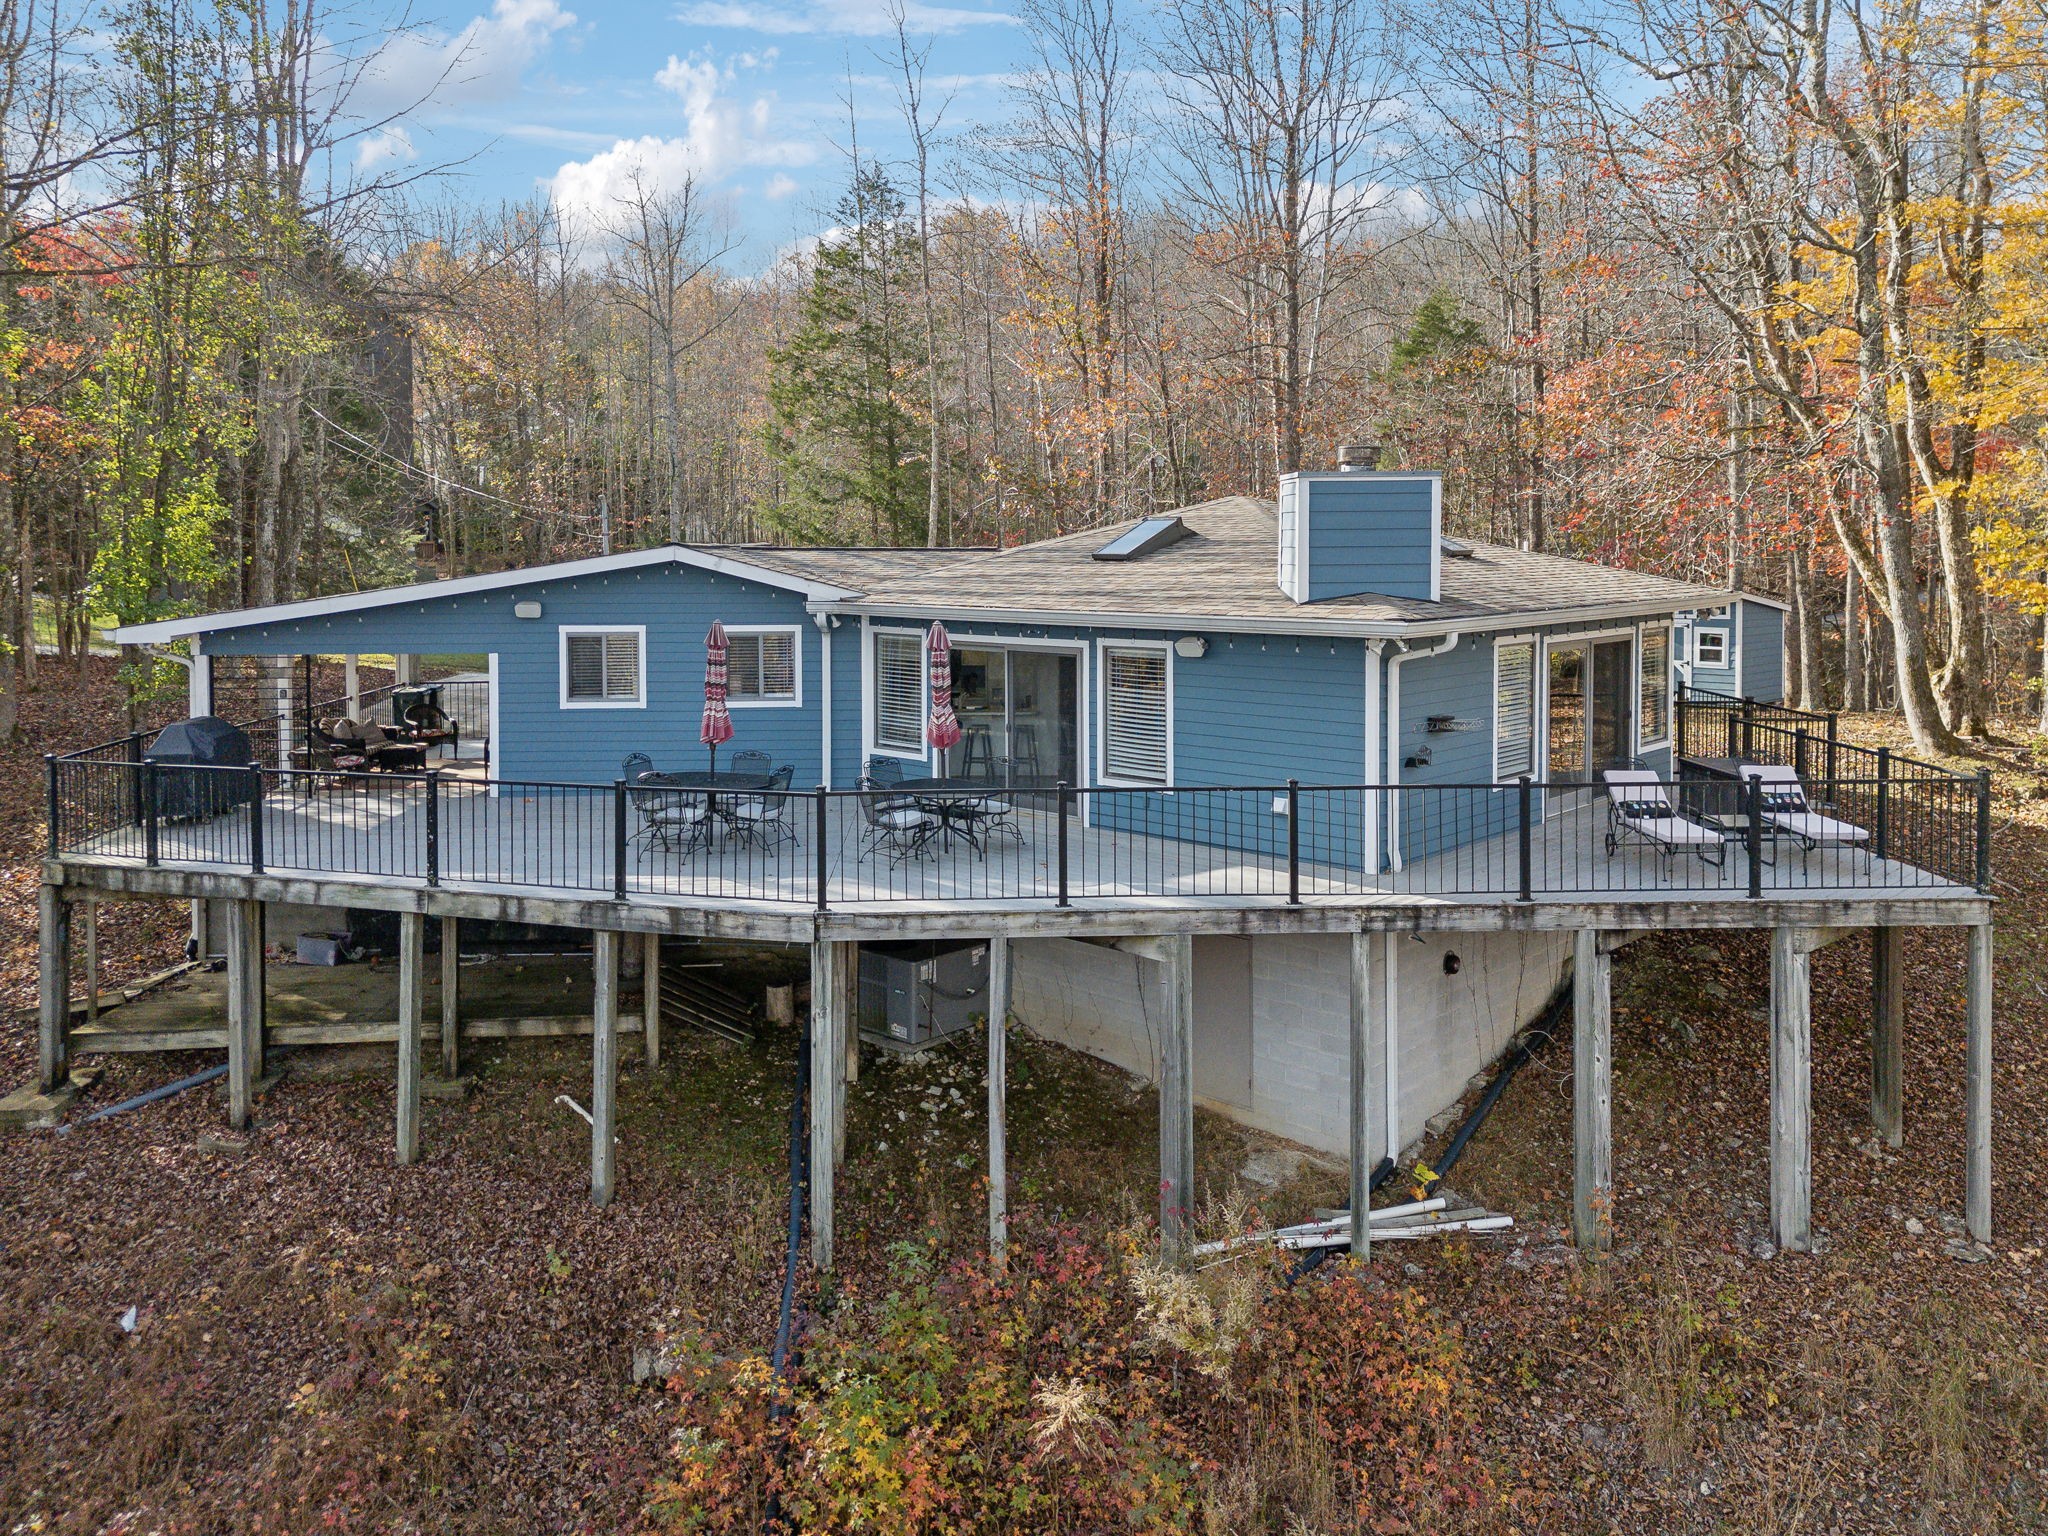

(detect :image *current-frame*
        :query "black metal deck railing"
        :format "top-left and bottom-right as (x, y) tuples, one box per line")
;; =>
(44, 752), (1991, 910)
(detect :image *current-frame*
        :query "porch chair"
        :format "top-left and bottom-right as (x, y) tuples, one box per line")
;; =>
(1601, 769), (1729, 867)
(858, 776), (940, 861)
(729, 765), (797, 850)
(729, 749), (773, 779)
(966, 757), (1026, 847)
(1736, 763), (1873, 853)
(621, 751), (654, 781)
(632, 777), (712, 857)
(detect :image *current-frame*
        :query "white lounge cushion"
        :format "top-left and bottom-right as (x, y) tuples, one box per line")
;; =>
(1738, 764), (1871, 845)
(1618, 813), (1724, 845)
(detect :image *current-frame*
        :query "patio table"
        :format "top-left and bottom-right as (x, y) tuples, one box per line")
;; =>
(897, 776), (1010, 853)
(637, 769), (776, 851)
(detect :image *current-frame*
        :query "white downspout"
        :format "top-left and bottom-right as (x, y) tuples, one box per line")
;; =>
(1362, 639), (1385, 874)
(815, 613), (834, 788)
(1384, 631), (1462, 872)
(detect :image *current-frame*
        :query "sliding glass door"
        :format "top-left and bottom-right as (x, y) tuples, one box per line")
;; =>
(1546, 636), (1634, 795)
(944, 646), (1079, 790)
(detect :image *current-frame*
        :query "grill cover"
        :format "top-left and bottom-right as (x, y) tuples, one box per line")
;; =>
(146, 716), (259, 820)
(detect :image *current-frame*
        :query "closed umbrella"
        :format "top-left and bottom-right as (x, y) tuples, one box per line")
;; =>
(925, 620), (961, 767)
(702, 621), (735, 772)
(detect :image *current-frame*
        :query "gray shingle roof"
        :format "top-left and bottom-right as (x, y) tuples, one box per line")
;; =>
(766, 497), (1729, 632)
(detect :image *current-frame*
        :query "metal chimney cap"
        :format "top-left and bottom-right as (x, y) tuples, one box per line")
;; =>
(1338, 442), (1381, 471)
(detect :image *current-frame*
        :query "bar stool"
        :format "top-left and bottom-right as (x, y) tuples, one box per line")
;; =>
(962, 724), (998, 779)
(1010, 721), (1043, 779)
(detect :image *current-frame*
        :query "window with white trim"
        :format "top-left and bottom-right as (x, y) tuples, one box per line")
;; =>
(1693, 628), (1729, 668)
(873, 632), (925, 753)
(1101, 644), (1170, 784)
(727, 627), (799, 705)
(561, 628), (644, 706)
(1494, 639), (1536, 781)
(1639, 625), (1671, 746)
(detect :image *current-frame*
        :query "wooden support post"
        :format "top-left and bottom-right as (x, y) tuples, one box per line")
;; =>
(440, 916), (461, 1078)
(1572, 929), (1614, 1253)
(834, 940), (858, 1165)
(1870, 926), (1905, 1148)
(83, 901), (100, 1025)
(988, 937), (1010, 1254)
(38, 885), (71, 1093)
(396, 911), (423, 1165)
(592, 931), (619, 1206)
(808, 940), (839, 1271)
(252, 904), (267, 1081)
(1966, 921), (1993, 1244)
(225, 900), (257, 1129)
(642, 931), (662, 1069)
(1158, 933), (1196, 1259)
(1348, 930), (1374, 1260)
(1769, 926), (1813, 1254)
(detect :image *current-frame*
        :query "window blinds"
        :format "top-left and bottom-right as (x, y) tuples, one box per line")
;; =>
(565, 631), (641, 702)
(729, 631), (797, 701)
(1639, 628), (1670, 742)
(1103, 647), (1169, 783)
(1495, 641), (1535, 780)
(874, 633), (924, 751)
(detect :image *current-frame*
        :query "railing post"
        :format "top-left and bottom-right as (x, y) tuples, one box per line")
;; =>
(814, 788), (829, 913)
(44, 755), (58, 856)
(1794, 727), (1809, 783)
(143, 759), (160, 867)
(1056, 781), (1072, 907)
(1976, 768), (1993, 892)
(1745, 775), (1763, 898)
(424, 771), (441, 887)
(1874, 747), (1891, 861)
(1518, 776), (1534, 901)
(612, 780), (628, 899)
(248, 762), (265, 874)
(1286, 779), (1301, 905)
(1824, 712), (1839, 791)
(1741, 697), (1756, 760)
(1675, 685), (1688, 758)
(127, 732), (145, 826)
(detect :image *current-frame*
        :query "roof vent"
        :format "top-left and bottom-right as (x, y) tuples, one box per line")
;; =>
(1440, 537), (1476, 559)
(1092, 515), (1195, 562)
(1337, 443), (1381, 471)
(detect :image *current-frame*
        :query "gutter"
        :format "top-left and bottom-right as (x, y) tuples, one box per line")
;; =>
(1384, 631), (1462, 872)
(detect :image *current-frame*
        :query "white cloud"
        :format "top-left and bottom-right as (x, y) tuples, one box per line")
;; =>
(764, 172), (800, 200)
(357, 124), (416, 170)
(356, 0), (578, 117)
(546, 49), (815, 230)
(676, 0), (1014, 37)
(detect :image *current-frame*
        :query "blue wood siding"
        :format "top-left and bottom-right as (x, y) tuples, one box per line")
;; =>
(1297, 474), (1436, 602)
(1738, 601), (1786, 702)
(198, 565), (825, 785)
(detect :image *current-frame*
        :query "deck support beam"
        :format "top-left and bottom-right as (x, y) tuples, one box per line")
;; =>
(225, 899), (266, 1129)
(440, 916), (461, 1079)
(396, 911), (423, 1164)
(834, 941), (857, 1163)
(1348, 930), (1375, 1259)
(1158, 933), (1196, 1259)
(988, 936), (1010, 1255)
(83, 900), (100, 1026)
(1966, 921), (1993, 1243)
(1769, 926), (1815, 1253)
(642, 932), (662, 1069)
(591, 931), (620, 1205)
(1870, 925), (1905, 1148)
(38, 885), (71, 1093)
(808, 939), (845, 1270)
(1572, 929), (1615, 1253)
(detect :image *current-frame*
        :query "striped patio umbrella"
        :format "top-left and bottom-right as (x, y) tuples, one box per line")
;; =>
(925, 620), (962, 760)
(701, 621), (735, 771)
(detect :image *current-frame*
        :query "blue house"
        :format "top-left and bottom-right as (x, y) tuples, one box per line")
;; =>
(48, 456), (1989, 1271)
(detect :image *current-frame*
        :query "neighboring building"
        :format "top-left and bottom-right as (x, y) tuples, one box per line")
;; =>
(1676, 595), (1789, 704)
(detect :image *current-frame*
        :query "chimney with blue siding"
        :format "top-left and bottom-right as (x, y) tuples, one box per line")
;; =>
(1276, 445), (1441, 603)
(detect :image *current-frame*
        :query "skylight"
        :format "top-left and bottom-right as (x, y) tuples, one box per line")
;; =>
(1093, 516), (1195, 562)
(1441, 538), (1476, 559)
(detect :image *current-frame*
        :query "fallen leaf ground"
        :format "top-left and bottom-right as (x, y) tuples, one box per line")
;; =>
(3, 660), (2046, 1532)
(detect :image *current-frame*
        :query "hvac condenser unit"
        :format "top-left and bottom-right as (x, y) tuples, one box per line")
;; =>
(858, 940), (990, 1052)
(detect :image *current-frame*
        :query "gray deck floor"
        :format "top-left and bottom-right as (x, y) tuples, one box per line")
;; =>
(68, 779), (1981, 912)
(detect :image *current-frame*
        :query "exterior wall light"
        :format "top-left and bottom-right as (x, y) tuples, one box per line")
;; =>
(513, 600), (543, 620)
(1173, 635), (1208, 658)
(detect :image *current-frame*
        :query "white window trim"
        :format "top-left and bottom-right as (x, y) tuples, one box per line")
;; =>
(1492, 633), (1538, 783)
(1094, 637), (1174, 787)
(1692, 626), (1731, 670)
(1539, 627), (1637, 790)
(721, 623), (804, 709)
(558, 624), (647, 710)
(1637, 621), (1673, 751)
(864, 623), (930, 762)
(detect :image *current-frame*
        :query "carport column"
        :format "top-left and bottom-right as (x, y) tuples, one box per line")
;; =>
(396, 911), (424, 1164)
(1966, 921), (1993, 1243)
(1870, 926), (1905, 1148)
(1572, 929), (1614, 1253)
(592, 931), (620, 1206)
(1769, 926), (1814, 1254)
(809, 939), (841, 1270)
(642, 932), (662, 1070)
(1348, 930), (1375, 1260)
(987, 936), (1010, 1254)
(37, 884), (71, 1094)
(1158, 933), (1196, 1258)
(440, 916), (461, 1078)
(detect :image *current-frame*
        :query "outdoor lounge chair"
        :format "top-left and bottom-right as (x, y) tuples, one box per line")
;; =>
(1602, 769), (1728, 867)
(1737, 763), (1873, 852)
(859, 777), (939, 860)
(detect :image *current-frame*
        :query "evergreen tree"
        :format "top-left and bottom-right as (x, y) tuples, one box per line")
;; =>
(762, 167), (929, 544)
(1388, 288), (1486, 378)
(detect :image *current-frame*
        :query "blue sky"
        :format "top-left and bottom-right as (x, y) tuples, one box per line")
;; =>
(349, 0), (1029, 264)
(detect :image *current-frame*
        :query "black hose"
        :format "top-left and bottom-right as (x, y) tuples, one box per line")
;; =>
(1286, 977), (1571, 1282)
(764, 1016), (810, 1533)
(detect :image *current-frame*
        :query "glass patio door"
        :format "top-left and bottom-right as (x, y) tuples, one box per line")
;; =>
(1546, 637), (1634, 795)
(943, 647), (1078, 791)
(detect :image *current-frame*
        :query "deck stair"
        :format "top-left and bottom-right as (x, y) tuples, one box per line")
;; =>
(658, 951), (758, 1045)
